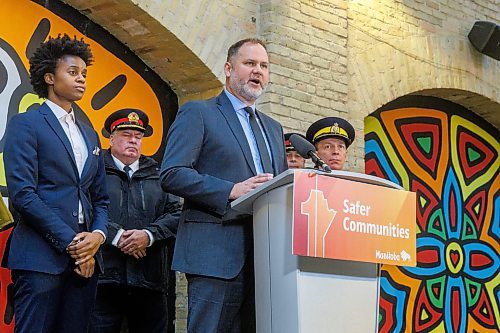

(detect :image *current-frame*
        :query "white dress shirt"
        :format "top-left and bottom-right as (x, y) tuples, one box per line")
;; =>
(223, 88), (273, 174)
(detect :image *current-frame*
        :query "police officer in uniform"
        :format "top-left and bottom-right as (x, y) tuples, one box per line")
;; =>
(284, 133), (306, 169)
(89, 109), (181, 333)
(306, 117), (355, 171)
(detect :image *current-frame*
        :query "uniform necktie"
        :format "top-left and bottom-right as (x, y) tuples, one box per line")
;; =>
(244, 107), (273, 174)
(123, 165), (132, 179)
(65, 112), (85, 176)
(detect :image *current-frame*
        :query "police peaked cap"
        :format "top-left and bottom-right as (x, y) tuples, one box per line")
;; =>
(306, 117), (355, 148)
(102, 108), (153, 138)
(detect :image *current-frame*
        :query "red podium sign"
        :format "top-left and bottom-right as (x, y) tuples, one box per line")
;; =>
(293, 171), (416, 266)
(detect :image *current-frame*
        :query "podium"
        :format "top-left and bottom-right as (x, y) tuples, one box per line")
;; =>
(231, 169), (414, 333)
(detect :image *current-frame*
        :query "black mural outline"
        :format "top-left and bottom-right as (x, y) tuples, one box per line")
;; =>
(25, 17), (51, 60)
(91, 74), (127, 110)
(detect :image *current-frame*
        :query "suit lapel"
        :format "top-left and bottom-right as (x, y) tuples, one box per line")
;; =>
(40, 103), (79, 177)
(216, 93), (257, 175)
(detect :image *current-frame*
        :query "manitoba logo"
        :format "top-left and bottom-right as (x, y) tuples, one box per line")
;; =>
(374, 249), (412, 262)
(400, 250), (411, 261)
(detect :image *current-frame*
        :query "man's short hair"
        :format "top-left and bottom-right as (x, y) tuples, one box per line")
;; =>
(29, 34), (93, 98)
(226, 38), (267, 63)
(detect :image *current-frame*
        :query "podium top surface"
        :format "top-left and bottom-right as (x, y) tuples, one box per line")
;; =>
(231, 169), (404, 214)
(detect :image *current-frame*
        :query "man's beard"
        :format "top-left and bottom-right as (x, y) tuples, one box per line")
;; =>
(228, 74), (267, 102)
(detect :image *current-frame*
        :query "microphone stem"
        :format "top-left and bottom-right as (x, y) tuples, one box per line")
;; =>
(310, 154), (332, 172)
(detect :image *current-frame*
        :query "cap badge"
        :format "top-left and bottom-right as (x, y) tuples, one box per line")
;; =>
(128, 112), (139, 123)
(331, 123), (340, 135)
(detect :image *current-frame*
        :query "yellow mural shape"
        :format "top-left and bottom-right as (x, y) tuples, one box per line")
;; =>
(450, 115), (500, 199)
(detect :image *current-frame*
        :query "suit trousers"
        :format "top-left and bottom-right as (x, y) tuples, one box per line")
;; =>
(12, 267), (98, 333)
(89, 284), (169, 333)
(186, 253), (255, 333)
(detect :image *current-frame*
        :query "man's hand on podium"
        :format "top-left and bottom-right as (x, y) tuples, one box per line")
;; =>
(229, 173), (273, 200)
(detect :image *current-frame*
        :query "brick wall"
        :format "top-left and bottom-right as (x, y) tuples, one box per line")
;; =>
(258, 0), (349, 139)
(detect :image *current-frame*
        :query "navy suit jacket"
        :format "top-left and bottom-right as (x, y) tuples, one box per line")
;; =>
(160, 92), (287, 279)
(4, 102), (109, 274)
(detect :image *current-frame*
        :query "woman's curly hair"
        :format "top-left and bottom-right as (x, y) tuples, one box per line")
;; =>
(29, 34), (93, 98)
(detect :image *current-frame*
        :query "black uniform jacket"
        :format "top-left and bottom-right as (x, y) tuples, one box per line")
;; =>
(100, 149), (181, 291)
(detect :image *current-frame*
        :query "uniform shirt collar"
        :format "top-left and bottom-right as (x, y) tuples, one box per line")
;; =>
(111, 154), (140, 173)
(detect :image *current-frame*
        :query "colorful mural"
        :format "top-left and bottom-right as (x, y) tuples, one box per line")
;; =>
(0, 0), (178, 331)
(366, 96), (499, 333)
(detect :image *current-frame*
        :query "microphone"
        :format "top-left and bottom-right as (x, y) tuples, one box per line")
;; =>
(289, 134), (332, 172)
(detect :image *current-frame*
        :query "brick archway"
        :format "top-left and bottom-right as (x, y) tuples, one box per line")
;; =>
(348, 35), (498, 125)
(346, 34), (499, 171)
(63, 0), (259, 103)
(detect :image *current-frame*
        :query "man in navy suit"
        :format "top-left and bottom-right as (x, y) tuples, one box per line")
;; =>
(161, 38), (287, 332)
(3, 34), (109, 333)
